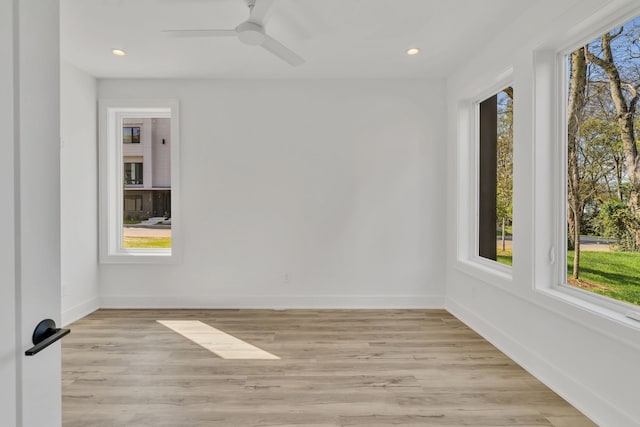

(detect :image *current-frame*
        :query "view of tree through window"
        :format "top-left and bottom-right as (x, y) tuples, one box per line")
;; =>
(496, 90), (514, 265)
(566, 15), (640, 306)
(122, 118), (172, 249)
(479, 88), (513, 266)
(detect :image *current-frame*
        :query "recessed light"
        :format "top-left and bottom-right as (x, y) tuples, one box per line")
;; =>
(406, 48), (420, 56)
(112, 49), (126, 56)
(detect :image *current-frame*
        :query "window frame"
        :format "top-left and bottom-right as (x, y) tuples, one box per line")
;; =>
(532, 6), (640, 326)
(455, 71), (515, 287)
(124, 162), (143, 186)
(98, 99), (180, 264)
(123, 126), (141, 144)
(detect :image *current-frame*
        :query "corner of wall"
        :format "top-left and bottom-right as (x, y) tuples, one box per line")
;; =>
(62, 297), (101, 327)
(61, 59), (100, 326)
(445, 297), (638, 427)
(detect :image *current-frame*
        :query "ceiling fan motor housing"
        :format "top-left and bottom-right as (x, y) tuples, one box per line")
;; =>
(236, 21), (266, 46)
(161, 0), (304, 66)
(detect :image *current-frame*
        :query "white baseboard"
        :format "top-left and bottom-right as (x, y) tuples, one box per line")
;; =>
(446, 297), (637, 427)
(62, 297), (100, 326)
(100, 294), (445, 309)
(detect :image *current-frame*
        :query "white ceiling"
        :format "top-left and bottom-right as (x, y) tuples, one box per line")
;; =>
(60, 0), (531, 79)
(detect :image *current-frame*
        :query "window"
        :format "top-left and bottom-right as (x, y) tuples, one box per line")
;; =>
(99, 100), (180, 263)
(124, 162), (143, 185)
(123, 126), (140, 143)
(124, 195), (143, 213)
(478, 87), (514, 266)
(455, 72), (515, 284)
(563, 15), (640, 307)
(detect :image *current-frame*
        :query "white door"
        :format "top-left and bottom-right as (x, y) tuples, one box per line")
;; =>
(1, 1), (63, 426)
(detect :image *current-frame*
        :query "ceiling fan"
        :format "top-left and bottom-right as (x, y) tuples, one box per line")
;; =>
(162, 0), (305, 67)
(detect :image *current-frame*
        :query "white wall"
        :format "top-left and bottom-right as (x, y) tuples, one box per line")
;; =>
(98, 79), (446, 308)
(61, 60), (100, 325)
(152, 118), (171, 188)
(0, 0), (17, 424)
(445, 0), (640, 426)
(17, 0), (63, 425)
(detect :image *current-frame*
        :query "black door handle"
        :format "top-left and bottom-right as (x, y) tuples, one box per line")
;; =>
(25, 319), (70, 356)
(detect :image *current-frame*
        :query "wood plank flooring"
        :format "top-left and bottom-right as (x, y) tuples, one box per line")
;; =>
(62, 310), (596, 427)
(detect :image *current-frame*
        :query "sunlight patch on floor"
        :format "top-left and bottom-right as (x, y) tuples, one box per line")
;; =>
(157, 320), (280, 360)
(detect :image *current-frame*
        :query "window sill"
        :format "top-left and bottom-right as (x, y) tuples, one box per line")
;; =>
(100, 249), (177, 264)
(454, 256), (513, 290)
(531, 284), (640, 352)
(454, 258), (640, 349)
(539, 285), (640, 332)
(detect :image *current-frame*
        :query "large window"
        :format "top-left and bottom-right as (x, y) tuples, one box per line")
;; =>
(478, 87), (514, 266)
(99, 100), (179, 263)
(564, 15), (640, 307)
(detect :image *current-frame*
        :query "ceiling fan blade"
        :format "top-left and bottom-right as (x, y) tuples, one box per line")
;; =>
(162, 29), (237, 38)
(248, 0), (275, 24)
(261, 34), (305, 66)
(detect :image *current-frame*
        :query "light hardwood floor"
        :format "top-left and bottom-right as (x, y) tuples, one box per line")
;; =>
(63, 310), (596, 427)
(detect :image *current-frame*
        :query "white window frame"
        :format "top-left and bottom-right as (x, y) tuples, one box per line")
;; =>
(455, 71), (514, 287)
(98, 99), (180, 264)
(532, 5), (640, 327)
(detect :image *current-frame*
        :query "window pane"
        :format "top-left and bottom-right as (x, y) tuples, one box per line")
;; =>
(565, 16), (640, 306)
(124, 163), (143, 185)
(479, 88), (513, 266)
(122, 118), (171, 249)
(123, 127), (132, 143)
(132, 126), (140, 143)
(124, 195), (142, 213)
(123, 126), (140, 143)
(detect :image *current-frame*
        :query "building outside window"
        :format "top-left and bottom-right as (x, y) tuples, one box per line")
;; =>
(122, 118), (172, 247)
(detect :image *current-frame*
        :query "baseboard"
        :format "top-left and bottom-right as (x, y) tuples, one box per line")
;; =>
(446, 297), (638, 427)
(62, 297), (101, 326)
(100, 294), (446, 309)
